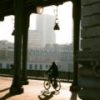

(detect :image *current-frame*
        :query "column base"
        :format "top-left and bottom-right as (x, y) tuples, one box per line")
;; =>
(20, 77), (29, 85)
(10, 84), (23, 95)
(70, 84), (80, 92)
(10, 77), (23, 95)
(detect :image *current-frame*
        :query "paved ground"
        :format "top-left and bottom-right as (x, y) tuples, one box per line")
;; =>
(0, 76), (81, 100)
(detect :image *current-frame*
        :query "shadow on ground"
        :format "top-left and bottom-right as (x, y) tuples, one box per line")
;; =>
(0, 87), (10, 93)
(38, 90), (59, 100)
(0, 87), (23, 100)
(0, 92), (12, 100)
(0, 87), (12, 100)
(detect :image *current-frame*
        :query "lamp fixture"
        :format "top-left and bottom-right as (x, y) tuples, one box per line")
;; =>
(54, 6), (60, 30)
(54, 20), (60, 30)
(36, 6), (43, 14)
(12, 30), (15, 35)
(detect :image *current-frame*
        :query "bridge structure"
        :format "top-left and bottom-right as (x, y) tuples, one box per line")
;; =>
(0, 0), (81, 97)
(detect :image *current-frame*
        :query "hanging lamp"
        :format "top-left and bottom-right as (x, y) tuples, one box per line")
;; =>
(36, 6), (43, 14)
(54, 6), (60, 30)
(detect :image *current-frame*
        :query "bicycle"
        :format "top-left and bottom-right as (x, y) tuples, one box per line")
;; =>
(44, 72), (61, 91)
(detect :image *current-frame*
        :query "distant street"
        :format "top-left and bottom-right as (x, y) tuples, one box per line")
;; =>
(0, 76), (81, 100)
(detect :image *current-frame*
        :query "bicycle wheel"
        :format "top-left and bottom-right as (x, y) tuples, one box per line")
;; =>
(52, 79), (61, 91)
(44, 80), (51, 90)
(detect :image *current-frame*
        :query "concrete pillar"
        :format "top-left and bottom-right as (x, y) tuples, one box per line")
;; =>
(20, 10), (30, 85)
(70, 0), (81, 92)
(10, 0), (24, 95)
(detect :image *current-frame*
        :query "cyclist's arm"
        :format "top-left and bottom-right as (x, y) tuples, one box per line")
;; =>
(48, 65), (53, 71)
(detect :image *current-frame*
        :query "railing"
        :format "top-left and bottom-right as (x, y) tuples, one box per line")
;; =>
(0, 68), (73, 82)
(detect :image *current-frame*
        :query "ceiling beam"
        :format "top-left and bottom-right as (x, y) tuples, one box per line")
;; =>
(0, 0), (71, 16)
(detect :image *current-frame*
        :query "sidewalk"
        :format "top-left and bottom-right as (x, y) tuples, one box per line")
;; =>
(0, 76), (81, 100)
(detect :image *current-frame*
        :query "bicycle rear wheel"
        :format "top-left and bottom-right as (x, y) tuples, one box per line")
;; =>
(52, 79), (61, 91)
(44, 80), (51, 90)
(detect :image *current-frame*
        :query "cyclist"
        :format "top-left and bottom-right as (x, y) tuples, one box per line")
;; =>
(47, 62), (59, 89)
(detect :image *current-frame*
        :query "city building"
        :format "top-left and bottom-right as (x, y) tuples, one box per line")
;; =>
(27, 44), (73, 72)
(28, 14), (56, 49)
(0, 40), (14, 69)
(0, 40), (73, 73)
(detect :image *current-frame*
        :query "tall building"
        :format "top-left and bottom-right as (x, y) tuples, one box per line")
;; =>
(28, 30), (43, 49)
(28, 14), (56, 49)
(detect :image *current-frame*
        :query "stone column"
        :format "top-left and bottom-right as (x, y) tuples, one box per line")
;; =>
(10, 0), (24, 95)
(70, 0), (81, 92)
(20, 10), (30, 85)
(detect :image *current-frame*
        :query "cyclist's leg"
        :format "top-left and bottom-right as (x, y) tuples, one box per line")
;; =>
(48, 74), (52, 83)
(53, 76), (58, 89)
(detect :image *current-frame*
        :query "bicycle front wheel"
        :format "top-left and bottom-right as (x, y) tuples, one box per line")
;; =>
(44, 80), (51, 90)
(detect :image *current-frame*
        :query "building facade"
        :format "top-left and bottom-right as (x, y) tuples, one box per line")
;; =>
(28, 14), (56, 49)
(0, 40), (73, 73)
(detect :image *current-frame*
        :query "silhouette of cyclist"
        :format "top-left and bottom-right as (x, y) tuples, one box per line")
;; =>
(47, 62), (59, 88)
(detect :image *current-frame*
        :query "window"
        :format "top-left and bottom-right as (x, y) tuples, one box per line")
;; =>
(0, 63), (2, 68)
(6, 64), (10, 69)
(40, 64), (42, 70)
(35, 64), (37, 70)
(46, 65), (48, 69)
(29, 64), (32, 70)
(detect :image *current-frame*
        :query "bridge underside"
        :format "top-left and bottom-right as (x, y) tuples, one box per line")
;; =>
(0, 0), (71, 17)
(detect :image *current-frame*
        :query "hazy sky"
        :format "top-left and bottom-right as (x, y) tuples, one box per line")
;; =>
(42, 2), (73, 44)
(0, 1), (73, 44)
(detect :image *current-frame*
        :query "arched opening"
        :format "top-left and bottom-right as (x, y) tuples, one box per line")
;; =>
(0, 0), (81, 99)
